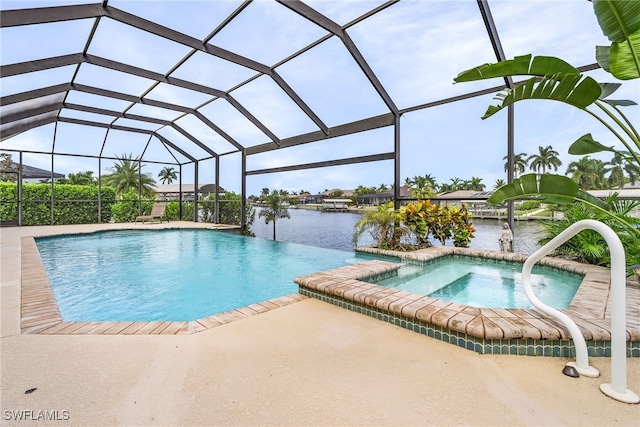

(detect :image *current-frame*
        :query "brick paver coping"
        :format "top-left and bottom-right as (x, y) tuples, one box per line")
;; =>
(20, 236), (307, 335)
(295, 246), (640, 356)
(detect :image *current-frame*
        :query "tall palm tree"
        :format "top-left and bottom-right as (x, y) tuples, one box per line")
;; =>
(607, 152), (627, 189)
(528, 145), (562, 174)
(566, 156), (609, 190)
(503, 153), (529, 178)
(448, 177), (463, 191)
(467, 176), (485, 191)
(158, 166), (178, 184)
(405, 175), (436, 199)
(102, 153), (156, 196)
(258, 189), (291, 240)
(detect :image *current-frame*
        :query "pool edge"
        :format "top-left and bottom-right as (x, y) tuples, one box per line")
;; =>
(20, 230), (308, 335)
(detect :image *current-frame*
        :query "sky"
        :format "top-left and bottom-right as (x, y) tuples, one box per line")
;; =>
(1, 0), (639, 197)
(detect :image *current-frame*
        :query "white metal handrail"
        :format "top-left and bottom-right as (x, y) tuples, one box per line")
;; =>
(521, 219), (639, 404)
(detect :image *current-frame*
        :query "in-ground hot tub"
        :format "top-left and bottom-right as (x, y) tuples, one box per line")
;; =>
(295, 245), (640, 357)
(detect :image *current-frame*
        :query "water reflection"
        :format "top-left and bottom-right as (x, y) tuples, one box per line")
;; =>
(251, 208), (544, 254)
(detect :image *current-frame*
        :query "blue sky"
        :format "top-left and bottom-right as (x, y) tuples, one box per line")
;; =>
(1, 0), (638, 196)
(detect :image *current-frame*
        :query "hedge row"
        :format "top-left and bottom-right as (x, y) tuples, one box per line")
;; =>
(0, 182), (117, 225)
(0, 183), (246, 226)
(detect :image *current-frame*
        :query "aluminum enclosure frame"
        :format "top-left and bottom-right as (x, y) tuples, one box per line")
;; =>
(0, 0), (599, 228)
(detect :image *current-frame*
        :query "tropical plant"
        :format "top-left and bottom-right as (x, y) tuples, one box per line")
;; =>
(258, 189), (290, 240)
(566, 156), (609, 189)
(405, 175), (437, 199)
(102, 153), (156, 197)
(454, 0), (640, 242)
(353, 202), (400, 249)
(200, 191), (256, 235)
(503, 153), (529, 178)
(494, 179), (506, 189)
(606, 152), (630, 188)
(465, 176), (486, 191)
(0, 153), (18, 182)
(539, 200), (640, 268)
(528, 145), (562, 174)
(110, 189), (154, 223)
(450, 205), (475, 247)
(397, 201), (475, 248)
(57, 170), (96, 186)
(158, 166), (178, 184)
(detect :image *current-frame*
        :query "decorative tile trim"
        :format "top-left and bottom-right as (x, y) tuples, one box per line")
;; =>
(300, 287), (638, 357)
(295, 246), (640, 357)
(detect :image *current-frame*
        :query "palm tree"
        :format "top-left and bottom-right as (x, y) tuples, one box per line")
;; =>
(503, 153), (529, 178)
(258, 189), (291, 240)
(566, 156), (609, 190)
(102, 153), (156, 196)
(467, 176), (485, 191)
(607, 152), (627, 189)
(494, 179), (506, 190)
(451, 177), (463, 190)
(353, 202), (399, 248)
(405, 175), (436, 199)
(528, 145), (562, 174)
(158, 167), (178, 184)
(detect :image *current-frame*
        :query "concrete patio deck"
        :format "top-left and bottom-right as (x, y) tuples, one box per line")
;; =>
(2, 223), (639, 425)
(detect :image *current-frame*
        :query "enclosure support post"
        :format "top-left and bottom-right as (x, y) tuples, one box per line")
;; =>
(178, 164), (183, 220)
(241, 151), (247, 231)
(98, 157), (102, 223)
(194, 160), (199, 222)
(215, 156), (220, 224)
(393, 114), (400, 210)
(18, 151), (23, 226)
(506, 104), (515, 233)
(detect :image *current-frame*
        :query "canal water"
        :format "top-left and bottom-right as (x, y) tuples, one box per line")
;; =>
(251, 208), (544, 254)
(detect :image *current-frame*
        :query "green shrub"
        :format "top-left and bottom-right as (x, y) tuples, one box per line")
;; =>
(519, 200), (541, 211)
(111, 189), (153, 223)
(0, 182), (116, 225)
(164, 201), (194, 221)
(200, 192), (255, 233)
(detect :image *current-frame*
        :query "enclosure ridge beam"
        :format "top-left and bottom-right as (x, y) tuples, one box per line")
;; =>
(104, 4), (269, 74)
(72, 83), (193, 114)
(0, 3), (104, 27)
(246, 113), (395, 155)
(0, 84), (71, 106)
(1, 102), (63, 124)
(58, 116), (151, 134)
(110, 2), (328, 139)
(0, 116), (58, 141)
(83, 54), (227, 98)
(63, 103), (170, 126)
(0, 53), (83, 78)
(246, 152), (395, 175)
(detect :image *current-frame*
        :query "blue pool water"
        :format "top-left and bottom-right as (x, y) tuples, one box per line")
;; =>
(373, 257), (583, 309)
(35, 229), (370, 322)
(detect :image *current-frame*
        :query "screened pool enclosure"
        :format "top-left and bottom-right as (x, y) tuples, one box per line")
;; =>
(1, 0), (635, 228)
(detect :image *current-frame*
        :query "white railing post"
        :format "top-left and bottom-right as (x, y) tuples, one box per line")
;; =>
(521, 219), (638, 404)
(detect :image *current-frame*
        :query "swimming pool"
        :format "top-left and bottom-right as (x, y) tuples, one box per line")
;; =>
(371, 256), (583, 309)
(35, 229), (368, 322)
